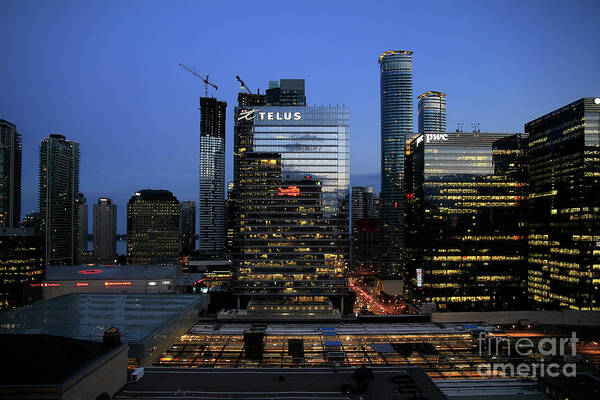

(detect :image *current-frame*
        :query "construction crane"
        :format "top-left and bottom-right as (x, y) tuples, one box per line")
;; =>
(178, 62), (218, 97)
(236, 75), (252, 94)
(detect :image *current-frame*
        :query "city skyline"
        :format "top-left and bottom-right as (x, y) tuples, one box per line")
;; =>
(1, 0), (600, 233)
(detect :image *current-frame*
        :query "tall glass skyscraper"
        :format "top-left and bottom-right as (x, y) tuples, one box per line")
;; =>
(199, 97), (226, 255)
(0, 120), (22, 228)
(39, 134), (80, 266)
(526, 97), (600, 311)
(418, 91), (447, 133)
(379, 50), (413, 273)
(232, 97), (350, 311)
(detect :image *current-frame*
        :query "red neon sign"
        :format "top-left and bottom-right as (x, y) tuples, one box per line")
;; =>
(76, 282), (89, 287)
(79, 269), (103, 275)
(104, 281), (131, 286)
(278, 186), (300, 196)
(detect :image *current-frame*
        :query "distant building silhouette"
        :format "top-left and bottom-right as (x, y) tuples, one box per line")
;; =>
(180, 201), (196, 255)
(93, 198), (117, 260)
(39, 134), (79, 266)
(0, 120), (22, 228)
(76, 193), (88, 258)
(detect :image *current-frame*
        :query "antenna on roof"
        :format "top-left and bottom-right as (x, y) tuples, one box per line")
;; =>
(471, 123), (480, 133)
(456, 122), (464, 133)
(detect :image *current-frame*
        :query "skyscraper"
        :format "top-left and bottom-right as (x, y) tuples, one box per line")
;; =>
(0, 120), (22, 228)
(418, 91), (447, 133)
(39, 134), (80, 266)
(526, 97), (600, 311)
(76, 193), (88, 258)
(232, 82), (350, 312)
(266, 79), (306, 106)
(127, 189), (179, 264)
(93, 198), (117, 260)
(0, 227), (44, 310)
(199, 97), (226, 255)
(351, 186), (379, 265)
(379, 50), (413, 274)
(180, 200), (196, 255)
(405, 132), (528, 311)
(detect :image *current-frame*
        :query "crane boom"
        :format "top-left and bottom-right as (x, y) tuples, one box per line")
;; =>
(236, 75), (252, 93)
(179, 62), (218, 96)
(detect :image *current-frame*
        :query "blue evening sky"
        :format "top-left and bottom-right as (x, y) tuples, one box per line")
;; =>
(1, 0), (599, 233)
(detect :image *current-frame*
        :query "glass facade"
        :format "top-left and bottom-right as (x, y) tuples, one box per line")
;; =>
(405, 132), (528, 311)
(379, 50), (413, 273)
(199, 97), (226, 254)
(127, 190), (180, 265)
(526, 97), (600, 311)
(232, 105), (350, 300)
(39, 134), (80, 266)
(0, 120), (22, 228)
(418, 91), (447, 134)
(0, 227), (44, 310)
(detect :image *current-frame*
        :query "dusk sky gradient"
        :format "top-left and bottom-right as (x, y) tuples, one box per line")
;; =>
(1, 0), (599, 233)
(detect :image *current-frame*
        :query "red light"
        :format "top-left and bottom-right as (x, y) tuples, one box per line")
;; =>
(76, 282), (89, 287)
(278, 186), (300, 196)
(104, 281), (131, 286)
(29, 283), (41, 287)
(394, 202), (398, 208)
(79, 269), (103, 275)
(41, 283), (60, 287)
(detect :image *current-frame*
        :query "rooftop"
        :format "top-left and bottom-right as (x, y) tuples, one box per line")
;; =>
(45, 264), (180, 281)
(378, 50), (414, 62)
(0, 334), (125, 386)
(116, 366), (446, 400)
(0, 293), (207, 344)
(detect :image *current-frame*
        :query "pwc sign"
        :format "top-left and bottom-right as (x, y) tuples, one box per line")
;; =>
(416, 133), (449, 146)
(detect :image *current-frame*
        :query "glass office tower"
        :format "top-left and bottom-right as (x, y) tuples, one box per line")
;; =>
(0, 120), (22, 228)
(526, 97), (600, 311)
(405, 132), (528, 311)
(418, 91), (447, 134)
(232, 103), (350, 310)
(199, 97), (226, 255)
(39, 134), (80, 266)
(379, 50), (413, 274)
(127, 189), (179, 265)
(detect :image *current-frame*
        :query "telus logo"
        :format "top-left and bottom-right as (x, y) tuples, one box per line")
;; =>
(237, 109), (302, 121)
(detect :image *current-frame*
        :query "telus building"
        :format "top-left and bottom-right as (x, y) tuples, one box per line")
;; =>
(232, 79), (350, 315)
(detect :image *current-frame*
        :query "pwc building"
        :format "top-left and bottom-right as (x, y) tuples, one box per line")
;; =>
(405, 132), (528, 311)
(232, 79), (350, 314)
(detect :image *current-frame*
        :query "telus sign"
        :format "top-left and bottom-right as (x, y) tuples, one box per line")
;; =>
(238, 109), (302, 121)
(416, 133), (448, 145)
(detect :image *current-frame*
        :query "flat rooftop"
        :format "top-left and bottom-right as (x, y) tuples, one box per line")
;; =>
(116, 366), (446, 400)
(45, 264), (180, 281)
(0, 293), (208, 361)
(154, 322), (600, 381)
(0, 334), (125, 386)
